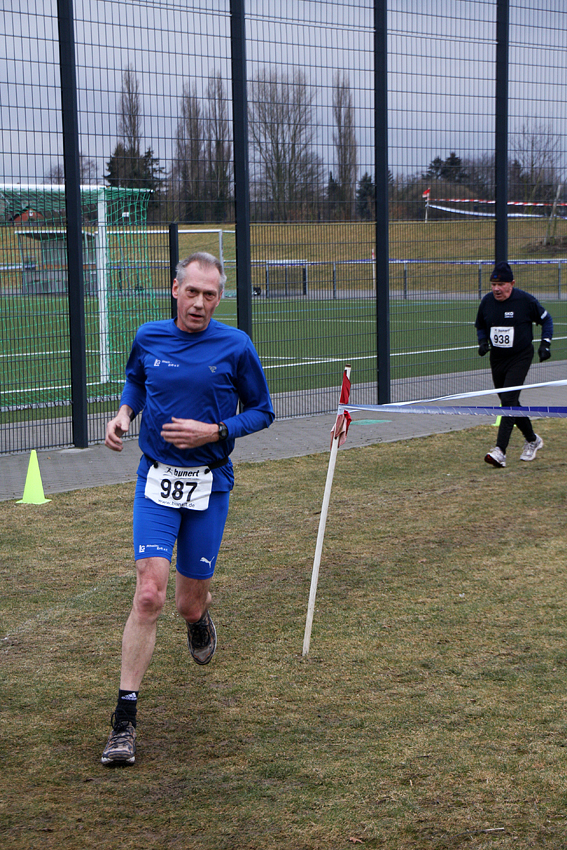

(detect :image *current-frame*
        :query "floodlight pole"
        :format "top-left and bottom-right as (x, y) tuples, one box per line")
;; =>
(230, 0), (253, 339)
(375, 0), (390, 404)
(495, 0), (509, 265)
(169, 223), (179, 319)
(57, 0), (88, 447)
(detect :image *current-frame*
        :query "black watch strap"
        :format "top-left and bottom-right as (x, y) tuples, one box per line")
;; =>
(218, 422), (228, 441)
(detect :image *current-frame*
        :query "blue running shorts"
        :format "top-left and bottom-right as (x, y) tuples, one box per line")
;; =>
(133, 473), (230, 579)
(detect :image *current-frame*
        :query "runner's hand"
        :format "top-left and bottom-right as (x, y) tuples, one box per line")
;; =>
(538, 340), (551, 362)
(161, 417), (219, 449)
(105, 408), (133, 451)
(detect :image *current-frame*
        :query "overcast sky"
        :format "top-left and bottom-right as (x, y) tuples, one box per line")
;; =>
(1, 0), (565, 185)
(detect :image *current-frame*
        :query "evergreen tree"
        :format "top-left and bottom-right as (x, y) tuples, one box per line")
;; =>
(356, 172), (375, 220)
(422, 152), (467, 184)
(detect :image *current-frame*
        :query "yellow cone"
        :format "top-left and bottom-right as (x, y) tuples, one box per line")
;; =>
(16, 450), (51, 504)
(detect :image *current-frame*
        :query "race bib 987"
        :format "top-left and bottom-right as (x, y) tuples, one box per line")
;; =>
(145, 461), (213, 511)
(490, 326), (514, 348)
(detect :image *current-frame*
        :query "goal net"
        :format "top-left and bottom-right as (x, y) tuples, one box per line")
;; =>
(0, 185), (158, 403)
(264, 260), (308, 298)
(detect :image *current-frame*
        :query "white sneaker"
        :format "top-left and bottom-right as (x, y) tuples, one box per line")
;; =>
(485, 447), (506, 468)
(520, 434), (543, 462)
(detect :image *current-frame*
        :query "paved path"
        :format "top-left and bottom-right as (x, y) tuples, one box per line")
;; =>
(2, 366), (564, 501)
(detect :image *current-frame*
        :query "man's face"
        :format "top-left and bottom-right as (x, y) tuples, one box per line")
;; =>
(491, 279), (514, 301)
(172, 262), (222, 333)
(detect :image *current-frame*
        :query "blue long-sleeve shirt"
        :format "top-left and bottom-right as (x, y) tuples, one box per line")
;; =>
(120, 318), (274, 490)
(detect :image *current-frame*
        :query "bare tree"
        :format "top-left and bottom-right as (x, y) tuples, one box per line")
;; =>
(509, 121), (562, 203)
(205, 72), (233, 222)
(45, 163), (64, 184)
(79, 155), (98, 185)
(332, 72), (357, 219)
(118, 65), (142, 156)
(249, 68), (323, 221)
(172, 82), (205, 222)
(45, 154), (98, 185)
(461, 153), (495, 199)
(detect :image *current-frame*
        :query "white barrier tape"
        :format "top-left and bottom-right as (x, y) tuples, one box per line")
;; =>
(384, 379), (566, 406)
(426, 198), (567, 207)
(342, 403), (567, 419)
(338, 380), (567, 419)
(427, 203), (545, 219)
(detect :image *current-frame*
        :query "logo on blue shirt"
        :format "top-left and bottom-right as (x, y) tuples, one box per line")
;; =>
(153, 358), (179, 368)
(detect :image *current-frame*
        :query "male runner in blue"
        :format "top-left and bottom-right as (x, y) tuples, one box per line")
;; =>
(476, 261), (553, 468)
(101, 252), (274, 765)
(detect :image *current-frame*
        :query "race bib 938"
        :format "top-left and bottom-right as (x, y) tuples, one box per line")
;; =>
(490, 326), (515, 348)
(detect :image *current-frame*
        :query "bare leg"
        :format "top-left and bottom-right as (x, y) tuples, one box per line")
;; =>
(120, 557), (171, 691)
(175, 573), (212, 623)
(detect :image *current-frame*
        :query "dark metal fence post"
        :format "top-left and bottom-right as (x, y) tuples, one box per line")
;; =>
(230, 0), (253, 339)
(169, 223), (179, 319)
(375, 0), (390, 403)
(495, 0), (509, 264)
(57, 0), (88, 447)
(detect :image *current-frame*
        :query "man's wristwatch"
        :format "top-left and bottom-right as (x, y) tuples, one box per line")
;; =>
(218, 422), (228, 442)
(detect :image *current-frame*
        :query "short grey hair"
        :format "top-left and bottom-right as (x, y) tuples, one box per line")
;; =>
(175, 252), (226, 294)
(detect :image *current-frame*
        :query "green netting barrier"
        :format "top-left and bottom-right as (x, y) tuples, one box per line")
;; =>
(0, 185), (161, 413)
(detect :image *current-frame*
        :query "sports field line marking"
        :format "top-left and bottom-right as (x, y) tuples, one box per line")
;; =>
(262, 354), (375, 369)
(1, 379), (123, 395)
(5, 330), (562, 368)
(261, 334), (567, 369)
(0, 349), (111, 358)
(1, 572), (133, 643)
(262, 346), (478, 369)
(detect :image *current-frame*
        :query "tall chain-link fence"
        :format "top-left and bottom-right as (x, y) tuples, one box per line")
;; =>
(1, 1), (565, 453)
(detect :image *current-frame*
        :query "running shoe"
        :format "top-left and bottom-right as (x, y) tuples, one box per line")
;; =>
(520, 434), (543, 462)
(101, 714), (136, 765)
(187, 610), (217, 665)
(485, 447), (506, 468)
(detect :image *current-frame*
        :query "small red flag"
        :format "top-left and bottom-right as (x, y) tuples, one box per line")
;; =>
(330, 366), (352, 449)
(422, 187), (430, 198)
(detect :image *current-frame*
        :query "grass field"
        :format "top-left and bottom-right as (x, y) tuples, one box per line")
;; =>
(2, 420), (567, 848)
(2, 293), (566, 416)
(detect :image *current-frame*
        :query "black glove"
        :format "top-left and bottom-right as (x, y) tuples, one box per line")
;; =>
(538, 340), (551, 362)
(478, 339), (490, 357)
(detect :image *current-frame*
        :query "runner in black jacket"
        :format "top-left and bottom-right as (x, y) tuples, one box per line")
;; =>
(475, 261), (553, 468)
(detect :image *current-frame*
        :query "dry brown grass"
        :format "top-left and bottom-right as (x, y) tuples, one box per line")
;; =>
(3, 218), (566, 289)
(1, 421), (567, 848)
